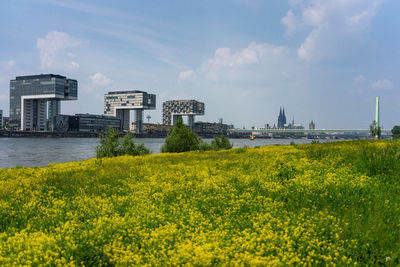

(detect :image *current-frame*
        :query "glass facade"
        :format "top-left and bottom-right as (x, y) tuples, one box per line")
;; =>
(52, 114), (121, 132)
(9, 74), (78, 130)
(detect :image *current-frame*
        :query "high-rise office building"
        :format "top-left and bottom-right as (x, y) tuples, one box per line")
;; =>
(162, 100), (205, 130)
(104, 90), (156, 132)
(0, 109), (3, 128)
(9, 74), (77, 130)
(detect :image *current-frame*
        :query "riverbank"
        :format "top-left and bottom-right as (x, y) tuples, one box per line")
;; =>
(0, 137), (325, 169)
(0, 140), (399, 265)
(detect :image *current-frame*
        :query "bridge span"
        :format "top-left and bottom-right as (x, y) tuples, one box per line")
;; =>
(228, 128), (392, 136)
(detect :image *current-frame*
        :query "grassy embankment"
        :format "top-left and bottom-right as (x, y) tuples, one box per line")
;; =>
(0, 140), (400, 265)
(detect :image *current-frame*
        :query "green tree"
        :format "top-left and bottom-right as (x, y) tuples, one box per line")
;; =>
(96, 127), (149, 158)
(121, 132), (150, 156)
(370, 120), (381, 139)
(210, 135), (233, 150)
(161, 117), (202, 153)
(95, 127), (121, 158)
(392, 125), (400, 139)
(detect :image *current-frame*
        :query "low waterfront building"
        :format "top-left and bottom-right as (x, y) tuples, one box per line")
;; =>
(194, 121), (233, 135)
(52, 114), (121, 132)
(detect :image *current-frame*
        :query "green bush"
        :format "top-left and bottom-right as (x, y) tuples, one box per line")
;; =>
(121, 132), (150, 156)
(161, 117), (202, 153)
(96, 128), (149, 158)
(95, 127), (121, 158)
(161, 118), (234, 153)
(210, 135), (233, 150)
(392, 125), (400, 139)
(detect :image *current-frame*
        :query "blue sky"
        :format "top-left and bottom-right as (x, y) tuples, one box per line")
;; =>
(0, 0), (399, 128)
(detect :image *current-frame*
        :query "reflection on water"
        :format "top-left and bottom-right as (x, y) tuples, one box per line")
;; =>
(0, 137), (322, 169)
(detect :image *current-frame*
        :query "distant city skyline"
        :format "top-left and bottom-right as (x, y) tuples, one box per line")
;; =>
(1, 0), (399, 129)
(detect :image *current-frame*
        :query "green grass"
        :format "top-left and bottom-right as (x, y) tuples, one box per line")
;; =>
(0, 140), (399, 265)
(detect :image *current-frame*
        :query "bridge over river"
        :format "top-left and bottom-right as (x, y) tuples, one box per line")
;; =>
(228, 128), (392, 138)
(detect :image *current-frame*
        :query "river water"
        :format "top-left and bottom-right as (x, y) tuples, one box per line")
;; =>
(0, 137), (323, 169)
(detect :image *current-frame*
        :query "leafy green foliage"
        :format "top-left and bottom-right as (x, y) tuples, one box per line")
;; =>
(161, 117), (202, 153)
(96, 127), (149, 158)
(121, 132), (150, 156)
(95, 127), (121, 158)
(161, 118), (233, 153)
(392, 125), (400, 139)
(210, 135), (233, 150)
(370, 120), (381, 138)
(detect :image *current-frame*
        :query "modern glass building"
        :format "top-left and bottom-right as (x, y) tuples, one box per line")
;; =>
(162, 100), (205, 130)
(104, 90), (156, 132)
(9, 74), (77, 130)
(51, 114), (121, 132)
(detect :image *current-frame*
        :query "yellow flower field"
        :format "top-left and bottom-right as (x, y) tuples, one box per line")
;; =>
(0, 140), (399, 265)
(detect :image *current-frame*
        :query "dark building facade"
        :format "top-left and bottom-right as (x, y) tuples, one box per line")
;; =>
(194, 121), (232, 135)
(9, 74), (77, 130)
(277, 107), (287, 128)
(52, 114), (121, 132)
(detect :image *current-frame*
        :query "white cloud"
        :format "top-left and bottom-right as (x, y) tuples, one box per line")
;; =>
(69, 61), (80, 69)
(178, 70), (196, 81)
(37, 31), (81, 69)
(282, 0), (385, 62)
(0, 95), (6, 100)
(282, 10), (298, 35)
(0, 60), (15, 69)
(89, 72), (112, 86)
(7, 60), (15, 68)
(371, 79), (394, 89)
(353, 74), (366, 83)
(202, 42), (285, 72)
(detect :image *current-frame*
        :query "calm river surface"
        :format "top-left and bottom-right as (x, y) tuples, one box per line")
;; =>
(0, 137), (324, 169)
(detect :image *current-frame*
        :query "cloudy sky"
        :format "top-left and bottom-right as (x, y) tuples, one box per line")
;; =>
(0, 0), (399, 129)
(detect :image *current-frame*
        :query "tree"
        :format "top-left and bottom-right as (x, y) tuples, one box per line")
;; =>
(161, 117), (202, 153)
(95, 127), (121, 158)
(96, 127), (149, 158)
(392, 125), (400, 139)
(370, 120), (381, 139)
(121, 132), (150, 156)
(210, 135), (233, 150)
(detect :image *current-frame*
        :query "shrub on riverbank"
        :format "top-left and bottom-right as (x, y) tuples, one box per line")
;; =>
(161, 117), (233, 153)
(0, 140), (400, 265)
(95, 128), (149, 158)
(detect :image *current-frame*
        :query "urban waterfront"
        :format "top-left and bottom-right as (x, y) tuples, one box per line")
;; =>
(0, 137), (325, 169)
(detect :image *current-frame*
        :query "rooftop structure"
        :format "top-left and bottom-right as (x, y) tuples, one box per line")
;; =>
(162, 100), (205, 130)
(104, 90), (156, 132)
(9, 74), (77, 130)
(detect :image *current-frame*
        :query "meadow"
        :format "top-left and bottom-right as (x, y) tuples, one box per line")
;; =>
(0, 140), (399, 265)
